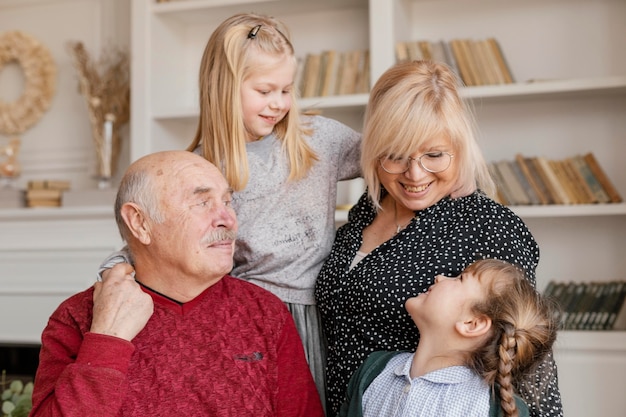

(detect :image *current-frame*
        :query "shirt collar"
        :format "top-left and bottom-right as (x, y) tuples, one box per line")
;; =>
(393, 353), (479, 385)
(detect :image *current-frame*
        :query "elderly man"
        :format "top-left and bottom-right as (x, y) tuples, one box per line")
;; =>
(30, 151), (323, 417)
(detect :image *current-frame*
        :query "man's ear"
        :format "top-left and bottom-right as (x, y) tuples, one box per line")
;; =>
(120, 202), (152, 245)
(455, 314), (492, 338)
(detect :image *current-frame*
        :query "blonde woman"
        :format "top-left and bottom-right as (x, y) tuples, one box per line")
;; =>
(315, 60), (562, 416)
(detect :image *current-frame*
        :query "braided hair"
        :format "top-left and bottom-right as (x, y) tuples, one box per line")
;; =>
(464, 259), (560, 417)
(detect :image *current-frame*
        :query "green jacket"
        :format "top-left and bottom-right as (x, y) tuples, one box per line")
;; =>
(337, 351), (529, 417)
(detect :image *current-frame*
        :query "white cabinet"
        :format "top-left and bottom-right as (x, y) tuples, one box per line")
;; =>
(131, 1), (626, 415)
(0, 207), (122, 344)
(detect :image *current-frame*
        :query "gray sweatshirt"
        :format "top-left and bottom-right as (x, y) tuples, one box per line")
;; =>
(100, 115), (361, 305)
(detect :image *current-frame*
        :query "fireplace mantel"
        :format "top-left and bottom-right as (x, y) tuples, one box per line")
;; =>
(0, 206), (122, 344)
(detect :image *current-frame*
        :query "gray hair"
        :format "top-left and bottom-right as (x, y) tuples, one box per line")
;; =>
(114, 167), (164, 243)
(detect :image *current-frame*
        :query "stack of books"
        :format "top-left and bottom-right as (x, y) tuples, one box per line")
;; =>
(25, 180), (70, 208)
(298, 49), (370, 98)
(489, 152), (622, 206)
(395, 37), (513, 86)
(544, 280), (626, 331)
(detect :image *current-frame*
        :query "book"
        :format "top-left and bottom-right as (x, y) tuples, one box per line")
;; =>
(587, 282), (613, 330)
(25, 188), (63, 200)
(488, 162), (513, 205)
(495, 160), (531, 205)
(301, 53), (321, 98)
(333, 52), (346, 96)
(550, 159), (582, 204)
(406, 41), (424, 61)
(318, 50), (339, 97)
(561, 157), (598, 204)
(514, 154), (550, 205)
(337, 50), (360, 95)
(418, 40), (432, 60)
(479, 38), (506, 84)
(509, 158), (541, 205)
(26, 198), (62, 208)
(469, 39), (492, 85)
(449, 39), (473, 86)
(556, 282), (581, 328)
(294, 56), (306, 96)
(28, 179), (71, 191)
(486, 37), (514, 84)
(572, 282), (598, 330)
(564, 282), (587, 330)
(595, 281), (621, 330)
(355, 49), (370, 94)
(582, 152), (623, 203)
(605, 281), (626, 330)
(429, 40), (448, 65)
(534, 156), (569, 205)
(543, 280), (559, 299)
(569, 154), (611, 203)
(441, 40), (461, 78)
(395, 41), (409, 63)
(460, 39), (482, 86)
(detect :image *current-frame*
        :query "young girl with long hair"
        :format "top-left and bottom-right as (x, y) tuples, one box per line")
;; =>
(338, 259), (560, 417)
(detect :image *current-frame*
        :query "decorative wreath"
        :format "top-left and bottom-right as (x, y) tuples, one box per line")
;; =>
(0, 30), (56, 135)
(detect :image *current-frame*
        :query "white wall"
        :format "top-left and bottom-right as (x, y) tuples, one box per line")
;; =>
(0, 0), (130, 191)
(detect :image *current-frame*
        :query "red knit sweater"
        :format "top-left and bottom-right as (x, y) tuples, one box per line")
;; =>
(30, 275), (323, 417)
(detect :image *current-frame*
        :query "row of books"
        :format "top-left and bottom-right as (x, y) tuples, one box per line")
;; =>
(544, 280), (626, 331)
(25, 179), (70, 208)
(489, 152), (622, 206)
(297, 49), (370, 98)
(396, 37), (514, 87)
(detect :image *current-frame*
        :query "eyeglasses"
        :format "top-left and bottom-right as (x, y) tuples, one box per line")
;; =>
(379, 152), (454, 174)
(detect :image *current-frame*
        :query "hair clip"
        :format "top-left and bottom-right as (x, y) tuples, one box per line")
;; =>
(247, 25), (262, 39)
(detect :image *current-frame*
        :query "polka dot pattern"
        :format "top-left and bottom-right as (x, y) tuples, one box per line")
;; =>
(315, 191), (563, 416)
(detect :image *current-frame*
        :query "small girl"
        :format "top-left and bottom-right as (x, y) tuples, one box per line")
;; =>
(338, 259), (560, 417)
(99, 13), (361, 407)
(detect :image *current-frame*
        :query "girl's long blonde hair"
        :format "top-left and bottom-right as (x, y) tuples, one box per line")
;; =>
(187, 13), (316, 191)
(465, 259), (560, 417)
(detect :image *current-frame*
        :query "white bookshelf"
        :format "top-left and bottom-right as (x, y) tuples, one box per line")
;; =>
(130, 1), (626, 415)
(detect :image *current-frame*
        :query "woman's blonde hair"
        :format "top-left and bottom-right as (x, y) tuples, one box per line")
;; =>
(465, 259), (560, 417)
(187, 13), (316, 191)
(361, 60), (495, 210)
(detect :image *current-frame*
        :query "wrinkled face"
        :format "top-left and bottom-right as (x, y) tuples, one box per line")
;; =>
(151, 155), (238, 281)
(241, 52), (296, 142)
(405, 270), (488, 330)
(377, 135), (459, 211)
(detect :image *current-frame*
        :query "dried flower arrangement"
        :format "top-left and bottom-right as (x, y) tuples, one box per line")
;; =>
(68, 41), (130, 187)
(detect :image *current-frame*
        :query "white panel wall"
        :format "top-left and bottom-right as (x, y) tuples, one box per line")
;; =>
(0, 0), (130, 190)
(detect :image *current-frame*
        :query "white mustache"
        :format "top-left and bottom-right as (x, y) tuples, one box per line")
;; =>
(201, 229), (237, 245)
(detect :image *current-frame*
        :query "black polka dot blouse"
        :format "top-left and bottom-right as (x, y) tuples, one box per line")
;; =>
(315, 191), (563, 417)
